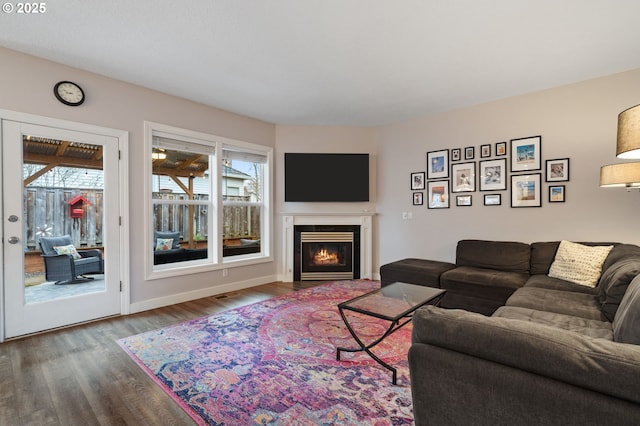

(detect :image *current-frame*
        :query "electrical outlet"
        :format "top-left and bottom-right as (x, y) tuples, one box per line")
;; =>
(402, 212), (408, 220)
(222, 268), (228, 277)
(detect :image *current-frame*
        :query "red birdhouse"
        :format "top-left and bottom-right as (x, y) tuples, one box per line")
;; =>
(68, 195), (91, 219)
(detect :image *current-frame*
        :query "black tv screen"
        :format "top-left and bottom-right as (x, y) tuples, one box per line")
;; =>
(285, 153), (369, 202)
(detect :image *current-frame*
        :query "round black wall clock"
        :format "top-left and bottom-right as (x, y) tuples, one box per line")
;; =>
(53, 81), (85, 106)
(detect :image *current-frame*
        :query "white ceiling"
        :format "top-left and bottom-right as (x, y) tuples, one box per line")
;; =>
(2, 1), (640, 126)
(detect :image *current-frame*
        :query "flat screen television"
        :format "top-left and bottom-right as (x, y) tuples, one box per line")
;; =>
(284, 153), (369, 202)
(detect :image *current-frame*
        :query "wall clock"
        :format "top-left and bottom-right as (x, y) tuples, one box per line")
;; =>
(53, 81), (85, 106)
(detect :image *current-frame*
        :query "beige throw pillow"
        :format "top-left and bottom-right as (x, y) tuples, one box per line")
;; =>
(53, 244), (81, 259)
(548, 241), (613, 287)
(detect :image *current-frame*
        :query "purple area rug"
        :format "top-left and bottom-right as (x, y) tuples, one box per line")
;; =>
(117, 280), (414, 425)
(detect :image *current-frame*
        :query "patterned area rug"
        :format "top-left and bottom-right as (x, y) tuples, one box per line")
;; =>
(118, 280), (415, 425)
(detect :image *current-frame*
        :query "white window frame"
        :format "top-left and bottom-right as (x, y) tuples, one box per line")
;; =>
(222, 143), (272, 264)
(144, 122), (273, 280)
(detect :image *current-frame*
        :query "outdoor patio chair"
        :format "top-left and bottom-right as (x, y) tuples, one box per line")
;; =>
(39, 235), (104, 284)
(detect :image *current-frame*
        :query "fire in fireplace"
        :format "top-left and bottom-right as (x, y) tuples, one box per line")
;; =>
(312, 247), (340, 265)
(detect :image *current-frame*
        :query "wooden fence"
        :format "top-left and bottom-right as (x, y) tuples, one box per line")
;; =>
(24, 187), (103, 251)
(25, 188), (261, 252)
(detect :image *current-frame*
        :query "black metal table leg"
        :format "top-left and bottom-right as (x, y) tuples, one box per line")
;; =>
(336, 306), (405, 385)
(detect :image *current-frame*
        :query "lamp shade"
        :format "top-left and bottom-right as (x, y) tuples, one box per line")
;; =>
(617, 104), (640, 159)
(600, 162), (640, 187)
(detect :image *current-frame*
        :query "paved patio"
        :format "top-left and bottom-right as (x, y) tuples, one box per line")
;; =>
(24, 275), (105, 304)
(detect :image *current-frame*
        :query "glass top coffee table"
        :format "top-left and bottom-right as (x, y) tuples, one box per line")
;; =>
(336, 282), (446, 384)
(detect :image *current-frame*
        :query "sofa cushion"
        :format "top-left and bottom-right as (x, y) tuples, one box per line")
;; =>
(506, 287), (605, 321)
(155, 238), (174, 251)
(455, 240), (530, 273)
(441, 266), (528, 297)
(529, 241), (561, 275)
(439, 292), (505, 316)
(598, 258), (640, 322)
(602, 243), (640, 272)
(493, 306), (613, 340)
(154, 231), (181, 250)
(524, 274), (598, 295)
(613, 275), (640, 344)
(380, 258), (455, 288)
(548, 241), (613, 287)
(530, 241), (620, 276)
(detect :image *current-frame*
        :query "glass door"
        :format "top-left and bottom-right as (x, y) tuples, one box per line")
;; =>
(2, 120), (122, 338)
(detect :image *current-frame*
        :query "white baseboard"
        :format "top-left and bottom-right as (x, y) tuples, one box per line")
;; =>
(128, 274), (279, 314)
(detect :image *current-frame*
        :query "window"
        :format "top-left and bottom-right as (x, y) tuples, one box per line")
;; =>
(145, 122), (272, 279)
(222, 147), (269, 259)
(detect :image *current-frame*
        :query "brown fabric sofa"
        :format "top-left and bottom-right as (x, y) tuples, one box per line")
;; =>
(380, 239), (640, 425)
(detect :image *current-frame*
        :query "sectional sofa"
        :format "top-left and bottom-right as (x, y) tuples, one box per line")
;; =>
(380, 239), (640, 425)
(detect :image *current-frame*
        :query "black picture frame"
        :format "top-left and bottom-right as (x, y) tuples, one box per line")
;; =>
(427, 180), (450, 209)
(495, 141), (507, 156)
(413, 192), (424, 205)
(456, 195), (472, 206)
(545, 158), (570, 182)
(510, 173), (542, 208)
(480, 144), (491, 158)
(510, 136), (541, 172)
(549, 185), (565, 203)
(451, 162), (476, 193)
(427, 149), (449, 179)
(451, 148), (461, 162)
(484, 194), (502, 206)
(411, 171), (425, 190)
(465, 146), (475, 160)
(479, 158), (507, 191)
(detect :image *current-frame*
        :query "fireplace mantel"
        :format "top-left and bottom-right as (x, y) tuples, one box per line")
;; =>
(281, 212), (375, 282)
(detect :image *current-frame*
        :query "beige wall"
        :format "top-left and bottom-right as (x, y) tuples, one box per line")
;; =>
(3, 46), (640, 307)
(0, 47), (277, 305)
(376, 69), (640, 267)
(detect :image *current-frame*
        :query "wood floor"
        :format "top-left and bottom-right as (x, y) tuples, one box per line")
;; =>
(0, 281), (321, 426)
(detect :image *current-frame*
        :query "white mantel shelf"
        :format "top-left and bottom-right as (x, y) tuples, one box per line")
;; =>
(281, 212), (375, 282)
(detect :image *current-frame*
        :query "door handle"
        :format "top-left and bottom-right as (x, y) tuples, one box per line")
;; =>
(8, 236), (19, 244)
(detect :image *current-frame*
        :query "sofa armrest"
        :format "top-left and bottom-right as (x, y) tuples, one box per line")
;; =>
(412, 306), (640, 405)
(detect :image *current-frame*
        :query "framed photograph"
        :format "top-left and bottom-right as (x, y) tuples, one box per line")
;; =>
(511, 173), (542, 208)
(456, 195), (472, 206)
(546, 158), (570, 182)
(496, 141), (507, 156)
(480, 144), (491, 158)
(427, 149), (449, 179)
(427, 180), (449, 209)
(465, 146), (475, 160)
(549, 185), (565, 203)
(451, 162), (476, 192)
(411, 171), (425, 190)
(451, 148), (461, 162)
(479, 158), (507, 191)
(413, 192), (424, 205)
(484, 194), (502, 206)
(510, 136), (541, 172)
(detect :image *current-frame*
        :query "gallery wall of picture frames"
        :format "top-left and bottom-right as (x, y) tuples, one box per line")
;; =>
(412, 136), (570, 209)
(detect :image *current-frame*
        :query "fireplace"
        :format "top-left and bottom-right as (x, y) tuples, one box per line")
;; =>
(294, 225), (361, 281)
(281, 213), (374, 282)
